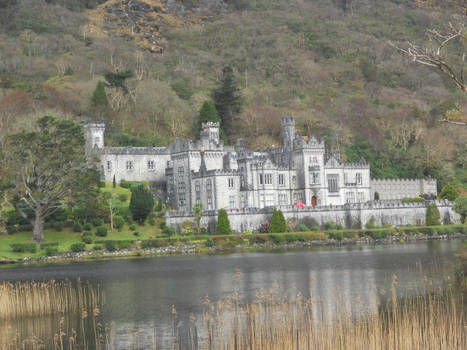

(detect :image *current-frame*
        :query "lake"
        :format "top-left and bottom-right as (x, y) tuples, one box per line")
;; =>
(0, 239), (463, 349)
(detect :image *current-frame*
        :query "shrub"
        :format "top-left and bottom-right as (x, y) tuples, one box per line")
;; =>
(329, 231), (344, 241)
(119, 241), (132, 249)
(302, 217), (319, 228)
(439, 184), (458, 201)
(72, 222), (83, 232)
(205, 238), (215, 247)
(200, 227), (209, 235)
(336, 224), (344, 230)
(84, 223), (92, 231)
(114, 216), (125, 230)
(129, 223), (137, 231)
(269, 208), (286, 233)
(6, 226), (17, 234)
(10, 243), (37, 253)
(426, 203), (441, 226)
(40, 242), (59, 249)
(286, 218), (299, 232)
(323, 222), (336, 230)
(93, 244), (103, 251)
(149, 219), (156, 226)
(258, 220), (270, 233)
(104, 241), (117, 252)
(285, 233), (296, 243)
(70, 242), (86, 252)
(299, 224), (309, 232)
(270, 233), (285, 244)
(216, 209), (232, 235)
(160, 222), (166, 230)
(296, 233), (306, 242)
(182, 220), (195, 235)
(81, 234), (93, 244)
(118, 193), (128, 202)
(133, 231), (140, 237)
(166, 226), (176, 236)
(45, 246), (58, 256)
(370, 231), (382, 239)
(93, 218), (104, 227)
(96, 226), (108, 237)
(374, 191), (380, 200)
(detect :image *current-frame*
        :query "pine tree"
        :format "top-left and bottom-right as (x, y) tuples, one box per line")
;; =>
(374, 191), (380, 200)
(216, 208), (232, 235)
(212, 66), (242, 139)
(269, 208), (286, 233)
(91, 81), (109, 107)
(129, 185), (154, 223)
(426, 203), (441, 226)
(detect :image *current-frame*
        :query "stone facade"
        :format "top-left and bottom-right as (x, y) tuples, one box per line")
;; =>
(84, 116), (439, 225)
(166, 200), (461, 233)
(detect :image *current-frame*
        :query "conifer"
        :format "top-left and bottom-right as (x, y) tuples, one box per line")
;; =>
(269, 208), (287, 233)
(129, 184), (154, 223)
(426, 202), (441, 226)
(91, 81), (109, 107)
(216, 208), (232, 235)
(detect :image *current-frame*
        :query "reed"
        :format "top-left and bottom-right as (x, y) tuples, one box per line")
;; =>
(0, 278), (464, 349)
(0, 279), (103, 321)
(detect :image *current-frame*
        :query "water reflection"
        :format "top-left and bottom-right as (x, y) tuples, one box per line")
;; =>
(0, 240), (461, 349)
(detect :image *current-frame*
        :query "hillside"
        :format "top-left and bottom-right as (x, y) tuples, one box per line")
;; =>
(0, 0), (465, 190)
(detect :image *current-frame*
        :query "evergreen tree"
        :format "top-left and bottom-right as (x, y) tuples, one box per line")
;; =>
(91, 81), (109, 107)
(112, 174), (116, 188)
(453, 195), (467, 223)
(439, 184), (458, 201)
(269, 208), (286, 233)
(374, 191), (380, 200)
(426, 203), (441, 226)
(212, 66), (243, 139)
(216, 208), (232, 235)
(129, 184), (154, 223)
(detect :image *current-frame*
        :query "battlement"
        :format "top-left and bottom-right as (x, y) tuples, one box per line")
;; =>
(294, 135), (325, 149)
(103, 147), (169, 155)
(281, 115), (295, 126)
(191, 168), (241, 178)
(371, 178), (434, 183)
(201, 122), (220, 128)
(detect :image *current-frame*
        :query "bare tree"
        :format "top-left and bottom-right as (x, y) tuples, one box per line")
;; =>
(390, 22), (466, 125)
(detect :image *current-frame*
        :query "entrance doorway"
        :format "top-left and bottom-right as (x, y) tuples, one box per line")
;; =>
(311, 196), (318, 207)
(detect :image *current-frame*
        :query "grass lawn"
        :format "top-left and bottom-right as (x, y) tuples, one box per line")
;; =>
(0, 221), (163, 259)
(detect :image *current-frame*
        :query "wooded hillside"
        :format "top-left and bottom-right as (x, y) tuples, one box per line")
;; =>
(0, 0), (465, 190)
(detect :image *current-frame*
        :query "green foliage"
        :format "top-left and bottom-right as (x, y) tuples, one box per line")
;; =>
(165, 226), (176, 236)
(193, 203), (203, 234)
(365, 216), (377, 229)
(91, 81), (108, 107)
(196, 101), (227, 142)
(45, 246), (58, 256)
(205, 238), (215, 247)
(216, 208), (232, 235)
(114, 216), (125, 230)
(84, 222), (92, 231)
(269, 208), (286, 233)
(104, 70), (133, 93)
(129, 223), (137, 231)
(70, 242), (86, 252)
(118, 194), (128, 202)
(270, 233), (285, 244)
(10, 243), (37, 253)
(440, 184), (458, 201)
(81, 233), (93, 244)
(93, 244), (103, 251)
(212, 66), (243, 139)
(426, 203), (441, 226)
(402, 197), (425, 203)
(374, 191), (380, 200)
(92, 217), (104, 227)
(104, 240), (117, 252)
(323, 222), (335, 231)
(133, 231), (140, 237)
(73, 222), (83, 232)
(170, 80), (193, 100)
(182, 219), (195, 235)
(149, 219), (156, 226)
(129, 185), (154, 223)
(95, 226), (108, 237)
(328, 231), (344, 241)
(453, 196), (467, 223)
(299, 224), (309, 232)
(285, 233), (296, 243)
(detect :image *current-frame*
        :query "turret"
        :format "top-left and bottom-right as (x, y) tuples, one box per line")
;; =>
(281, 115), (295, 149)
(84, 121), (105, 149)
(200, 122), (220, 145)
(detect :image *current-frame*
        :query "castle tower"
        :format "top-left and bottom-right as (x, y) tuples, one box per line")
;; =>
(200, 122), (220, 145)
(281, 116), (295, 149)
(84, 121), (105, 149)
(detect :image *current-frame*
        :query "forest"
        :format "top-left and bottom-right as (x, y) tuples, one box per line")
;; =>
(0, 0), (465, 191)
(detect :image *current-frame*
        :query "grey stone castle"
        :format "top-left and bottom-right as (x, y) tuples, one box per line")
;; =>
(85, 116), (437, 214)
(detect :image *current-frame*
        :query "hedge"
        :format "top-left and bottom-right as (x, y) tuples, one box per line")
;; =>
(10, 243), (37, 253)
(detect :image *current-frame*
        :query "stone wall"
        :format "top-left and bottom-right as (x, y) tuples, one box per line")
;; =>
(165, 200), (460, 234)
(370, 178), (437, 200)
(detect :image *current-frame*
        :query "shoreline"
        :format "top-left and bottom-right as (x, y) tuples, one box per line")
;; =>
(1, 233), (465, 267)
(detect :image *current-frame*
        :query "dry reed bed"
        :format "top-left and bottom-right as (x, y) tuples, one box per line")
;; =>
(0, 279), (465, 349)
(0, 279), (103, 320)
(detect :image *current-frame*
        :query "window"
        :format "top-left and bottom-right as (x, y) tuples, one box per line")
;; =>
(345, 192), (355, 204)
(357, 192), (365, 202)
(126, 161), (133, 170)
(179, 192), (186, 207)
(229, 195), (236, 208)
(292, 176), (297, 186)
(327, 175), (339, 193)
(265, 174), (272, 185)
(241, 195), (247, 208)
(265, 194), (274, 206)
(94, 137), (100, 147)
(311, 172), (319, 184)
(228, 178), (235, 188)
(207, 179), (213, 210)
(178, 166), (184, 174)
(106, 161), (112, 171)
(293, 192), (303, 202)
(148, 160), (155, 170)
(278, 174), (285, 186)
(241, 175), (245, 187)
(258, 174), (264, 185)
(207, 196), (213, 210)
(356, 173), (362, 185)
(195, 182), (200, 203)
(279, 193), (287, 205)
